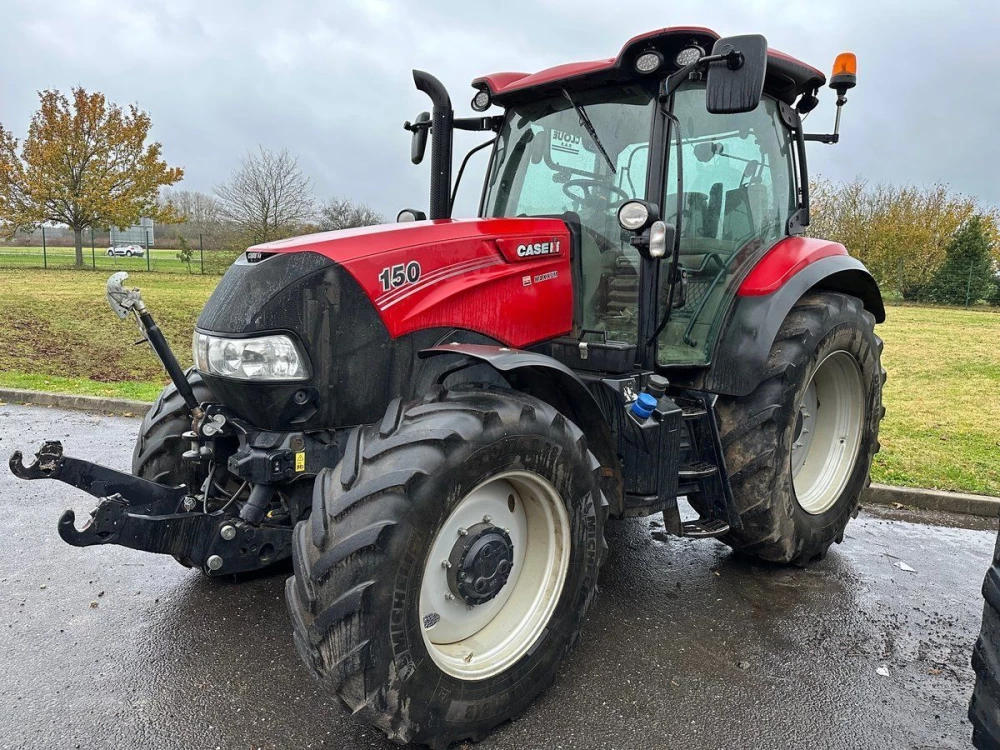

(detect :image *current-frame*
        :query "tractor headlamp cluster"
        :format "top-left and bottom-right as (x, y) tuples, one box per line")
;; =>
(193, 331), (309, 381)
(634, 51), (664, 74)
(675, 45), (704, 67)
(471, 89), (491, 112)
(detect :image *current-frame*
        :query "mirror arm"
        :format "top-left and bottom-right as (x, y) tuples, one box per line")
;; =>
(803, 91), (849, 145)
(660, 51), (742, 104)
(454, 116), (504, 132)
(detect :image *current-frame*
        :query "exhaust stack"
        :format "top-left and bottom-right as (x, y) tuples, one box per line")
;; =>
(413, 70), (453, 220)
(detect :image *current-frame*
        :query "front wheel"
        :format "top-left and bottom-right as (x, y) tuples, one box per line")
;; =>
(286, 387), (607, 747)
(712, 291), (884, 564)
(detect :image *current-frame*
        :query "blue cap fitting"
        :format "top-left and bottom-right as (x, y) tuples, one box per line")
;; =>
(630, 392), (657, 420)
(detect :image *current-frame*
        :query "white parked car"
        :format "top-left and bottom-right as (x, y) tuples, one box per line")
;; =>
(106, 244), (145, 257)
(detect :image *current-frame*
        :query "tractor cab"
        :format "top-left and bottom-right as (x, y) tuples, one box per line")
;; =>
(405, 28), (859, 378)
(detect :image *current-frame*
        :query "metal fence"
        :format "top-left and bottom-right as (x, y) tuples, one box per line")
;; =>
(0, 227), (237, 275)
(2, 229), (998, 309)
(878, 258), (1000, 309)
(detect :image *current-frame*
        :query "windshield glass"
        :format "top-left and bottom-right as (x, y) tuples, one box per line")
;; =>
(483, 86), (656, 343)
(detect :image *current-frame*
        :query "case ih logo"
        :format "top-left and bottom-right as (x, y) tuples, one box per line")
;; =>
(516, 239), (561, 257)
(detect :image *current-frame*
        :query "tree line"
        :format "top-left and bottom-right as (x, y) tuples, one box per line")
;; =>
(810, 178), (1000, 306)
(0, 87), (383, 268)
(2, 86), (998, 300)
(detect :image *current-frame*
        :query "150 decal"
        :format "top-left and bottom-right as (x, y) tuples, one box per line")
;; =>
(378, 261), (421, 291)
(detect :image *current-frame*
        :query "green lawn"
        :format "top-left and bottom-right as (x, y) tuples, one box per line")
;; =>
(0, 267), (996, 495)
(0, 245), (224, 274)
(0, 269), (216, 401)
(874, 305), (1000, 496)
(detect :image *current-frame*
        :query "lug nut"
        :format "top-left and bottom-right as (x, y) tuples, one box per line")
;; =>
(220, 525), (237, 541)
(441, 560), (452, 569)
(458, 528), (468, 536)
(483, 515), (492, 523)
(445, 593), (455, 601)
(206, 555), (224, 571)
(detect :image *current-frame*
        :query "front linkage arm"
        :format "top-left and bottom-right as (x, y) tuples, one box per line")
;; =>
(10, 441), (291, 574)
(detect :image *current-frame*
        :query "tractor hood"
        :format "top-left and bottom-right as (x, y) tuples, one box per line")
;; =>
(246, 217), (566, 268)
(194, 217), (573, 431)
(236, 217), (574, 344)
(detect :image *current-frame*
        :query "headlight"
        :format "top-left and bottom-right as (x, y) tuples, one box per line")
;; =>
(193, 332), (309, 381)
(634, 51), (664, 74)
(675, 45), (704, 67)
(471, 89), (491, 112)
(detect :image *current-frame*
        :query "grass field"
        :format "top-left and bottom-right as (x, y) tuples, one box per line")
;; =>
(0, 267), (996, 495)
(0, 245), (226, 274)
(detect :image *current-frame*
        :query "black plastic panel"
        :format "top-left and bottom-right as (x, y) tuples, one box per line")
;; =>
(197, 252), (451, 431)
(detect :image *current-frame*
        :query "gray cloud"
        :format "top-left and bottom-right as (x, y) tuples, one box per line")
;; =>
(2, 0), (998, 219)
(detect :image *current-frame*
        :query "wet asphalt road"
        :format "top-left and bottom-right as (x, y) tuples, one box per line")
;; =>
(1, 403), (995, 750)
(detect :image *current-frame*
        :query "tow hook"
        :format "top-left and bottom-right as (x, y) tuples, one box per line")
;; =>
(9, 440), (292, 574)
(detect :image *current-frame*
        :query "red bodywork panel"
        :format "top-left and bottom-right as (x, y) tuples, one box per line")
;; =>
(473, 27), (824, 101)
(249, 219), (572, 348)
(738, 237), (848, 297)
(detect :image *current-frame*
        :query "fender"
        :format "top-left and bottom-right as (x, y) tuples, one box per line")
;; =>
(419, 343), (624, 513)
(694, 243), (885, 397)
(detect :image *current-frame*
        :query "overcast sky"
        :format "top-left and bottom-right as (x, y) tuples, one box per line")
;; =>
(2, 0), (998, 219)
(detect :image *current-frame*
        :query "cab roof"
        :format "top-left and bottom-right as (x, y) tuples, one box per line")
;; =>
(473, 27), (825, 106)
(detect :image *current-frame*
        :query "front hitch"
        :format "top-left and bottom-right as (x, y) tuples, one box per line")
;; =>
(10, 441), (291, 574)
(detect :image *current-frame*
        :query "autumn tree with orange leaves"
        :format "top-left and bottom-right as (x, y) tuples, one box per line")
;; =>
(0, 88), (183, 266)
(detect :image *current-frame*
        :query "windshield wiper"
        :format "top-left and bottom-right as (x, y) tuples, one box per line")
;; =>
(561, 89), (616, 175)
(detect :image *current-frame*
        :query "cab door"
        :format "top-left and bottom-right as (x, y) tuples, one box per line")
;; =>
(656, 83), (798, 368)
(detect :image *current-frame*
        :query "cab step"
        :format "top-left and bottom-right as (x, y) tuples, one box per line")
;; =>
(681, 518), (730, 538)
(679, 461), (718, 480)
(681, 404), (708, 420)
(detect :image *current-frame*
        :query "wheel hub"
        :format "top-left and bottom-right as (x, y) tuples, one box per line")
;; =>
(448, 522), (514, 605)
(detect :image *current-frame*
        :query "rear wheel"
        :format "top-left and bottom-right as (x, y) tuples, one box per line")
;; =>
(713, 292), (884, 564)
(286, 387), (607, 747)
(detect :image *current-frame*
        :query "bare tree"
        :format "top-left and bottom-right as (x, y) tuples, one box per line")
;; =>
(318, 197), (385, 231)
(214, 146), (314, 243)
(162, 189), (223, 225)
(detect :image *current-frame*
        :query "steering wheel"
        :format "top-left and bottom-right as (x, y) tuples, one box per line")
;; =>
(562, 179), (631, 208)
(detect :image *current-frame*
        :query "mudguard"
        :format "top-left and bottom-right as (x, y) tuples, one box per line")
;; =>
(693, 249), (884, 397)
(419, 343), (624, 511)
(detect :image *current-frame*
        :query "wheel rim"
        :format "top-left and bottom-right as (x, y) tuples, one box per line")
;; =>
(791, 350), (865, 515)
(418, 470), (570, 681)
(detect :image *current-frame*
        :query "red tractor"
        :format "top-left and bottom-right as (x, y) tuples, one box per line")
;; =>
(12, 28), (884, 747)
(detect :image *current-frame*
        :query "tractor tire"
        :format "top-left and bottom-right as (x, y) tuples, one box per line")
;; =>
(970, 528), (1000, 749)
(712, 291), (884, 565)
(286, 387), (607, 748)
(132, 370), (214, 568)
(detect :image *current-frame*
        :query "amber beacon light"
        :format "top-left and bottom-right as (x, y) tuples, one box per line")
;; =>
(830, 52), (857, 93)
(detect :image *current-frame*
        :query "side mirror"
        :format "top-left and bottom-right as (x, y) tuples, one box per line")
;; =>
(705, 34), (768, 114)
(407, 111), (431, 165)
